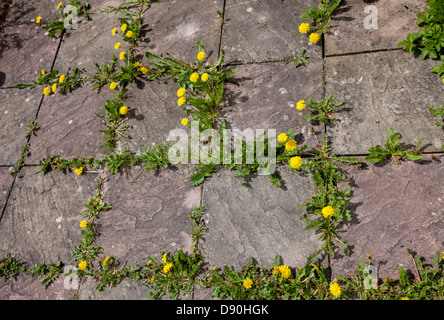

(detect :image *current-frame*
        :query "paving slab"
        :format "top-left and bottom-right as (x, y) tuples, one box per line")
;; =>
(137, 0), (224, 63)
(220, 61), (324, 147)
(221, 0), (322, 65)
(325, 0), (424, 56)
(200, 166), (325, 271)
(325, 50), (444, 155)
(331, 157), (444, 279)
(27, 85), (111, 164)
(0, 22), (59, 88)
(0, 87), (41, 166)
(0, 167), (99, 265)
(95, 166), (201, 266)
(78, 277), (149, 300)
(0, 273), (73, 300)
(0, 168), (15, 216)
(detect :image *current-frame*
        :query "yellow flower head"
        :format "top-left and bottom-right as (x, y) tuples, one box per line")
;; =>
(119, 51), (125, 60)
(163, 262), (173, 274)
(329, 282), (341, 297)
(273, 266), (280, 275)
(243, 278), (253, 289)
(277, 133), (288, 143)
(285, 139), (297, 151)
(147, 260), (152, 266)
(150, 276), (155, 282)
(119, 106), (128, 115)
(190, 72), (199, 83)
(278, 265), (291, 278)
(322, 205), (335, 218)
(311, 263), (319, 271)
(114, 42), (121, 49)
(57, 2), (63, 8)
(140, 66), (148, 74)
(78, 261), (88, 271)
(51, 83), (57, 93)
(401, 297), (409, 300)
(133, 61), (141, 68)
(296, 100), (306, 110)
(43, 87), (51, 96)
(41, 69), (45, 75)
(112, 27), (117, 35)
(74, 167), (83, 175)
(181, 118), (188, 126)
(177, 87), (186, 97)
(80, 220), (87, 228)
(36, 16), (42, 24)
(442, 78), (444, 85)
(178, 96), (186, 106)
(309, 32), (320, 44)
(59, 74), (65, 83)
(103, 256), (111, 266)
(162, 253), (167, 264)
(110, 82), (117, 90)
(299, 23), (310, 34)
(121, 24), (127, 32)
(290, 156), (303, 169)
(197, 51), (205, 60)
(126, 30), (133, 38)
(201, 73), (209, 82)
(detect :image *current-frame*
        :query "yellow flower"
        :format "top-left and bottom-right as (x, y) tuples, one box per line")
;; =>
(201, 73), (209, 82)
(112, 27), (117, 35)
(163, 262), (173, 274)
(121, 24), (127, 32)
(80, 220), (87, 228)
(178, 96), (186, 106)
(51, 83), (57, 93)
(311, 263), (319, 271)
(190, 72), (199, 83)
(150, 276), (155, 282)
(181, 118), (188, 126)
(322, 206), (335, 218)
(114, 42), (121, 49)
(329, 282), (341, 297)
(285, 139), (297, 151)
(110, 82), (117, 90)
(299, 23), (310, 34)
(36, 16), (42, 24)
(74, 167), (83, 175)
(41, 69), (46, 75)
(43, 87), (51, 95)
(126, 30), (133, 38)
(147, 260), (152, 266)
(273, 266), (280, 275)
(290, 156), (303, 169)
(140, 66), (148, 74)
(177, 87), (186, 97)
(243, 278), (253, 289)
(57, 2), (63, 8)
(119, 106), (128, 115)
(103, 256), (111, 266)
(278, 265), (291, 278)
(277, 133), (288, 143)
(401, 297), (409, 300)
(133, 61), (141, 68)
(296, 100), (306, 110)
(442, 78), (444, 85)
(78, 261), (88, 271)
(197, 51), (205, 60)
(59, 74), (65, 83)
(119, 51), (125, 60)
(309, 32), (320, 44)
(162, 253), (167, 264)
(0, 264), (3, 268)
(367, 253), (372, 260)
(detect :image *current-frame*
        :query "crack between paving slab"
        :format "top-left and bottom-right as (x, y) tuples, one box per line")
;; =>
(0, 173), (17, 222)
(217, 0), (226, 60)
(325, 47), (403, 59)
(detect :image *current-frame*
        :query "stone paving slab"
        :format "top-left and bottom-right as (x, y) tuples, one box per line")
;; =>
(325, 0), (424, 56)
(94, 166), (201, 266)
(331, 157), (444, 279)
(2, 0), (61, 28)
(78, 277), (149, 300)
(0, 273), (73, 300)
(0, 21), (59, 88)
(325, 50), (444, 155)
(220, 60), (324, 147)
(137, 0), (224, 63)
(26, 85), (111, 164)
(0, 167), (99, 265)
(221, 0), (322, 65)
(200, 166), (325, 271)
(0, 87), (41, 166)
(0, 168), (15, 216)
